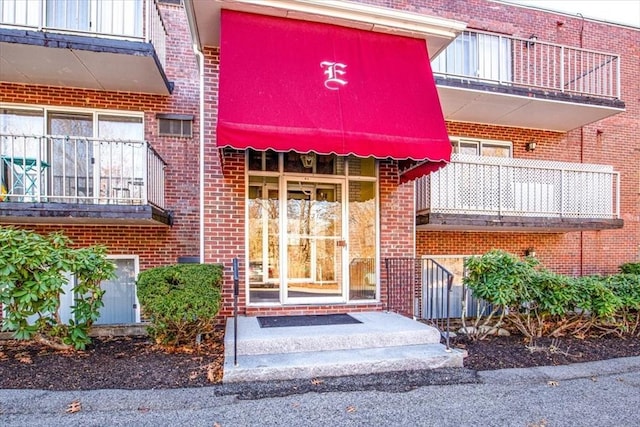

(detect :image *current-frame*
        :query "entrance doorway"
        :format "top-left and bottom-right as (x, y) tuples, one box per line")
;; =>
(284, 180), (345, 303)
(247, 151), (378, 306)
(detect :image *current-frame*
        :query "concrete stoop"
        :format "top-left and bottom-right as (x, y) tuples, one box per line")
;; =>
(222, 311), (467, 383)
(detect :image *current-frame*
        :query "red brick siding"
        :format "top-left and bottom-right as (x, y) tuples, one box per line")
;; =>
(0, 5), (201, 291)
(350, 0), (639, 276)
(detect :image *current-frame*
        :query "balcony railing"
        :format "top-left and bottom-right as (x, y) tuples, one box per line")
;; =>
(416, 154), (620, 219)
(0, 134), (166, 209)
(0, 0), (167, 68)
(432, 29), (621, 100)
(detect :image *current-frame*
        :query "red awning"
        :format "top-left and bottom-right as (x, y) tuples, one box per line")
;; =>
(217, 10), (451, 182)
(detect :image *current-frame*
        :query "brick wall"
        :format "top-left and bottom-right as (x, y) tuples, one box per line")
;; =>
(0, 3), (200, 271)
(354, 0), (639, 276)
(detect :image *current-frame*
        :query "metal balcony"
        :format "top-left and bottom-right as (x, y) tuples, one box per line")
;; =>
(433, 30), (625, 132)
(0, 0), (171, 94)
(416, 154), (623, 232)
(0, 134), (171, 226)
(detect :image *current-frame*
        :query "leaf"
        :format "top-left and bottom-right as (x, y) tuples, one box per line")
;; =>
(66, 399), (82, 414)
(15, 352), (32, 364)
(547, 380), (559, 387)
(311, 378), (324, 386)
(346, 405), (357, 413)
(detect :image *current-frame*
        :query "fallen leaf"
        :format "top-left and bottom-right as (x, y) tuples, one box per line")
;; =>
(207, 364), (218, 383)
(213, 422), (222, 427)
(291, 403), (301, 408)
(138, 407), (150, 413)
(15, 352), (32, 364)
(0, 351), (7, 361)
(66, 400), (82, 414)
(616, 377), (625, 382)
(311, 378), (324, 386)
(591, 376), (598, 382)
(547, 380), (559, 387)
(346, 405), (357, 413)
(189, 371), (199, 380)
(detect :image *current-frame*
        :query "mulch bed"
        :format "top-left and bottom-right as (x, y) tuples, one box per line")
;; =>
(453, 334), (640, 371)
(1, 331), (639, 390)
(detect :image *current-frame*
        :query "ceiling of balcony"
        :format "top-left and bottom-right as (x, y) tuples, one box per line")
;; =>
(0, 31), (171, 95)
(437, 83), (625, 132)
(185, 0), (466, 59)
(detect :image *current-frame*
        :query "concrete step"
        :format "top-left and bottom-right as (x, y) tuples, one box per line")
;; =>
(225, 312), (442, 356)
(223, 343), (466, 383)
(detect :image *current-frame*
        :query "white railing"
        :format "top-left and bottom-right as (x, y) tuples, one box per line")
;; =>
(0, 0), (167, 68)
(432, 30), (621, 100)
(0, 134), (166, 209)
(416, 154), (620, 219)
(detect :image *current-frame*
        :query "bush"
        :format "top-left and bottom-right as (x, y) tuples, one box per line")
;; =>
(619, 262), (640, 275)
(0, 227), (115, 350)
(136, 264), (223, 346)
(463, 250), (640, 340)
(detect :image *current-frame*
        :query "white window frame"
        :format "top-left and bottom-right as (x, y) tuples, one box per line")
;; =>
(245, 152), (380, 306)
(450, 136), (513, 158)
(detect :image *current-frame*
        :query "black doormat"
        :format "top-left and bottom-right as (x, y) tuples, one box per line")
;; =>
(256, 314), (362, 328)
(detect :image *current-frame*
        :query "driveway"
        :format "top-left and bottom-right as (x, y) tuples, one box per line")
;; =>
(1, 356), (639, 426)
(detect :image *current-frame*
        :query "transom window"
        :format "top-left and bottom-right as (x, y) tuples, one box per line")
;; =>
(451, 137), (512, 158)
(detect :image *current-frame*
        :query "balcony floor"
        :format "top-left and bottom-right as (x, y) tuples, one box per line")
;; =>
(417, 212), (623, 233)
(0, 202), (172, 226)
(436, 76), (625, 132)
(0, 28), (172, 94)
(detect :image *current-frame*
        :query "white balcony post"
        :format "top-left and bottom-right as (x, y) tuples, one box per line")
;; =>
(145, 0), (150, 43)
(142, 142), (149, 205)
(560, 46), (565, 93)
(498, 164), (503, 215)
(616, 56), (621, 99)
(615, 172), (620, 218)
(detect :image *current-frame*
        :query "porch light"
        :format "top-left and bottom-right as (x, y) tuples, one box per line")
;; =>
(300, 153), (316, 169)
(525, 247), (536, 258)
(526, 34), (538, 48)
(526, 140), (537, 151)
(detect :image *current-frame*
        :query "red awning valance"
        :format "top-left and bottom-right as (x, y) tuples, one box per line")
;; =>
(217, 10), (451, 182)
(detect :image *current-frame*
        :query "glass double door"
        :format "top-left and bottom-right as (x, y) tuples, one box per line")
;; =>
(248, 177), (346, 304)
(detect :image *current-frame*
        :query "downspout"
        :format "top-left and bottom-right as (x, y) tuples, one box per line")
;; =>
(195, 45), (205, 264)
(183, 0), (206, 264)
(578, 13), (585, 276)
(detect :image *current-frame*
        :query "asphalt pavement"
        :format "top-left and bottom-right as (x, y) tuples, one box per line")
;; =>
(1, 356), (640, 426)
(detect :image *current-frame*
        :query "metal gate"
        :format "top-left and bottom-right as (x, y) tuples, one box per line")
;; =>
(385, 257), (454, 333)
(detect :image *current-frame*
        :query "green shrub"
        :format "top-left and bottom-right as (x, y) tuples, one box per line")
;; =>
(619, 262), (640, 275)
(462, 250), (537, 339)
(0, 227), (115, 350)
(136, 264), (223, 346)
(463, 250), (640, 340)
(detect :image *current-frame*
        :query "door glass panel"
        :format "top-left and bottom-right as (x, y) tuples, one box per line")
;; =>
(348, 181), (377, 300)
(0, 109), (45, 200)
(46, 0), (90, 31)
(286, 182), (343, 299)
(95, 0), (142, 37)
(48, 112), (93, 201)
(98, 115), (144, 201)
(248, 176), (280, 303)
(347, 156), (374, 177)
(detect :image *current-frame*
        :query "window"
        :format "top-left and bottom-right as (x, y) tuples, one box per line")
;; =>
(432, 31), (512, 83)
(157, 114), (193, 138)
(1, 105), (144, 202)
(451, 137), (512, 158)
